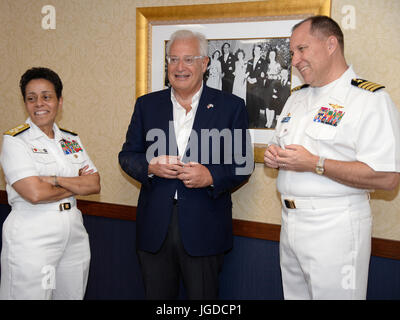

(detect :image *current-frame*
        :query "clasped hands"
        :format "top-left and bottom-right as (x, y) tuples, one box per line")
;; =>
(148, 155), (213, 188)
(264, 144), (318, 172)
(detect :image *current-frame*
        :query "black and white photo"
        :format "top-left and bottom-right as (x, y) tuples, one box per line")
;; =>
(165, 37), (292, 129)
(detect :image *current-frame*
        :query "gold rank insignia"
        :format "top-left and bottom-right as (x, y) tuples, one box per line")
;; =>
(351, 78), (385, 92)
(4, 123), (30, 136)
(291, 84), (310, 93)
(60, 127), (78, 136)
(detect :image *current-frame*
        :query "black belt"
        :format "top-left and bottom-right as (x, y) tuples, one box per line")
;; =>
(284, 199), (296, 209)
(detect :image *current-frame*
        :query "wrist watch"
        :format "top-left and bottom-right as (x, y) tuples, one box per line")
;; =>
(315, 157), (325, 175)
(52, 175), (59, 187)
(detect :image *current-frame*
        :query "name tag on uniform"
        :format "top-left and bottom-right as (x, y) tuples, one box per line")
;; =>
(60, 139), (83, 155)
(281, 113), (291, 123)
(32, 147), (48, 154)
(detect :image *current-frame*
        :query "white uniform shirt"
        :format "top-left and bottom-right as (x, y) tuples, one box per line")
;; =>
(273, 66), (400, 197)
(0, 118), (97, 208)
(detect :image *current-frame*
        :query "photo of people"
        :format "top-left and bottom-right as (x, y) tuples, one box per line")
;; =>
(164, 37), (292, 129)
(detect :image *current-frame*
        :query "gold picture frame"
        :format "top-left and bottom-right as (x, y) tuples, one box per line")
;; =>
(136, 0), (331, 163)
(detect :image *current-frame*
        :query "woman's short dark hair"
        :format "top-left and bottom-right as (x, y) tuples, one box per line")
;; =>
(212, 49), (221, 59)
(235, 48), (245, 59)
(293, 15), (344, 52)
(19, 67), (63, 101)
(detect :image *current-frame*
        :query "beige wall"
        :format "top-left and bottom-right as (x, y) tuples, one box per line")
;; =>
(0, 0), (399, 240)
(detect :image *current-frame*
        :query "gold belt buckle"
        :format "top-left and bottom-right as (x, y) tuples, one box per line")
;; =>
(59, 202), (71, 211)
(284, 199), (296, 209)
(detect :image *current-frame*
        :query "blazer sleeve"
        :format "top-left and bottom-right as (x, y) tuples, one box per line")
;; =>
(118, 97), (152, 187)
(206, 97), (254, 198)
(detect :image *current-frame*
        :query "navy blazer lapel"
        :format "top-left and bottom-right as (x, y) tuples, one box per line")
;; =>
(180, 85), (217, 163)
(159, 88), (178, 156)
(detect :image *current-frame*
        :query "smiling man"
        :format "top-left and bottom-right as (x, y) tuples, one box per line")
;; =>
(119, 30), (252, 299)
(264, 16), (400, 300)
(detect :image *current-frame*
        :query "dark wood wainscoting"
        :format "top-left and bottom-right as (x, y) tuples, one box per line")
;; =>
(0, 191), (399, 260)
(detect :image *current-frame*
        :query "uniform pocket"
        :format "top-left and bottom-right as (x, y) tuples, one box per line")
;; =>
(65, 152), (86, 176)
(66, 151), (85, 163)
(32, 153), (57, 176)
(305, 122), (337, 141)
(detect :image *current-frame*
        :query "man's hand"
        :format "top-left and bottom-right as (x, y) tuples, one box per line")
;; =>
(247, 77), (257, 84)
(177, 162), (213, 188)
(264, 144), (318, 172)
(275, 144), (318, 172)
(148, 155), (184, 179)
(264, 144), (281, 169)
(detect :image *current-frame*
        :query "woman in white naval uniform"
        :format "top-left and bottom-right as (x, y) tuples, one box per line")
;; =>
(0, 67), (100, 299)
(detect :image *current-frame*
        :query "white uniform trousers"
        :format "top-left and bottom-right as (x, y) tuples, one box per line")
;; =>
(279, 194), (372, 300)
(0, 205), (90, 300)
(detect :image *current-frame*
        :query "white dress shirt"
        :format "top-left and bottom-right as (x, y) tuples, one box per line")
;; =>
(171, 85), (203, 159)
(171, 84), (203, 199)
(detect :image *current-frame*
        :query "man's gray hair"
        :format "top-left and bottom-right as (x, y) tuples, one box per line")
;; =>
(166, 29), (208, 57)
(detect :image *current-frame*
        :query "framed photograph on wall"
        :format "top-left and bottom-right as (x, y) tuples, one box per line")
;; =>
(163, 37), (291, 130)
(136, 0), (331, 162)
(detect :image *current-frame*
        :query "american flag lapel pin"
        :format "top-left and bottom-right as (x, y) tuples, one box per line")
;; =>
(207, 103), (214, 109)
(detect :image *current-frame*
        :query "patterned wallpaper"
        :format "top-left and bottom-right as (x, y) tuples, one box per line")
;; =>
(0, 0), (399, 240)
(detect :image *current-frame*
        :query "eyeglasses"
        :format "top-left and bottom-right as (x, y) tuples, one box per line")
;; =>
(166, 55), (205, 66)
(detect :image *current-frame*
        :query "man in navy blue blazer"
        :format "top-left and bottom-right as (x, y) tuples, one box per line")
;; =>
(119, 30), (253, 299)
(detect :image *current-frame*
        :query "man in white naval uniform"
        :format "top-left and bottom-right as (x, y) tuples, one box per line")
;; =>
(264, 16), (400, 299)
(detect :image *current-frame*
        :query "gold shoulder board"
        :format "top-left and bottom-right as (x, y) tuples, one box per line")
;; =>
(351, 78), (385, 92)
(291, 84), (310, 93)
(60, 128), (78, 136)
(4, 123), (30, 136)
